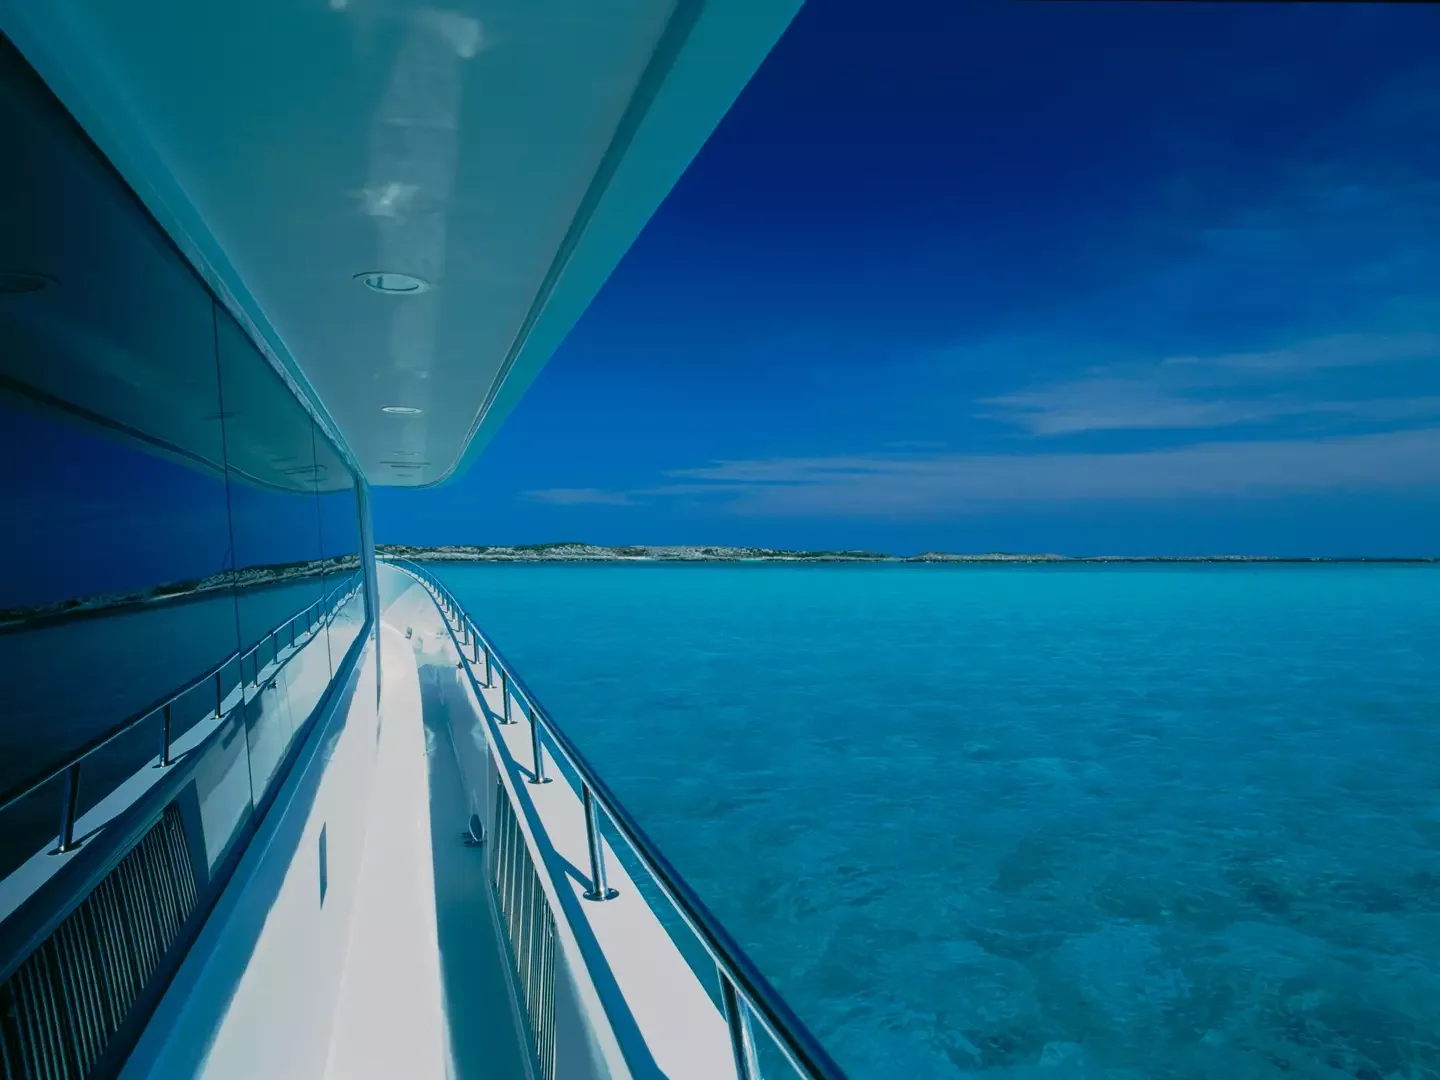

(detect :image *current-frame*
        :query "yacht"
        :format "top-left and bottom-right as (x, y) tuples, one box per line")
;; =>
(0, 3), (844, 1077)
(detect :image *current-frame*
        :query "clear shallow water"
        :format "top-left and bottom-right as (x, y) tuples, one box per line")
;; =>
(436, 563), (1440, 1080)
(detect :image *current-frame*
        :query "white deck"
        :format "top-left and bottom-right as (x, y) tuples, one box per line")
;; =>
(121, 573), (528, 1080)
(121, 564), (748, 1080)
(390, 563), (744, 1079)
(325, 584), (528, 1080)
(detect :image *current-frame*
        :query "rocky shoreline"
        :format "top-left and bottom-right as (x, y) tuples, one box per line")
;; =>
(376, 543), (1435, 565)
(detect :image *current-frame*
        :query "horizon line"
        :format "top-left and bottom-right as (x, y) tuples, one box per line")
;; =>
(376, 543), (1439, 562)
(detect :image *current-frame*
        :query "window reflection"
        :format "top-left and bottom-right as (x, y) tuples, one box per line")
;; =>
(0, 35), (243, 876)
(314, 426), (366, 668)
(214, 311), (333, 804)
(0, 34), (369, 881)
(0, 400), (244, 879)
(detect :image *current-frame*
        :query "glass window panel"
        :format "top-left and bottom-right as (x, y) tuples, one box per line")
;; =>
(0, 37), (243, 878)
(313, 426), (366, 669)
(214, 309), (328, 803)
(191, 711), (255, 874)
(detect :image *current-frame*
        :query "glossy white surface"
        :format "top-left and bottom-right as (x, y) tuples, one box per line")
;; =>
(323, 621), (450, 1080)
(0, 0), (800, 485)
(325, 598), (527, 1080)
(110, 561), (747, 1079)
(120, 577), (532, 1080)
(120, 635), (382, 1080)
(405, 566), (740, 1078)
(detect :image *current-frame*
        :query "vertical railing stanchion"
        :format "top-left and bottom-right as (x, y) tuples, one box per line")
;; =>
(527, 705), (551, 785)
(582, 785), (618, 901)
(473, 636), (480, 664)
(160, 703), (173, 767)
(55, 763), (81, 854)
(215, 669), (225, 719)
(501, 668), (512, 724)
(484, 648), (493, 687)
(720, 972), (763, 1080)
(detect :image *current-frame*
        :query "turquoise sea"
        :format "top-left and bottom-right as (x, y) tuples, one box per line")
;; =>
(436, 563), (1440, 1080)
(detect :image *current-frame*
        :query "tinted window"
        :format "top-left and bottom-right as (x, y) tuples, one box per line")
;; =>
(0, 35), (369, 877)
(0, 40), (241, 874)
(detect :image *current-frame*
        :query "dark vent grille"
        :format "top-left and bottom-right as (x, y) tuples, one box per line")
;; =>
(0, 804), (197, 1079)
(490, 789), (556, 1080)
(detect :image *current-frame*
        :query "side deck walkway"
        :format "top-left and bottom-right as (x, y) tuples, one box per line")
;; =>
(121, 569), (527, 1080)
(325, 570), (527, 1080)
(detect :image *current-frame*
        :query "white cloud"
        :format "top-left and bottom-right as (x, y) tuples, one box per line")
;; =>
(569, 427), (1440, 518)
(977, 332), (1440, 437)
(1162, 332), (1440, 375)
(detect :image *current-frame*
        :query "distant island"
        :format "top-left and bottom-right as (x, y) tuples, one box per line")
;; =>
(377, 543), (1436, 564)
(1, 555), (362, 631)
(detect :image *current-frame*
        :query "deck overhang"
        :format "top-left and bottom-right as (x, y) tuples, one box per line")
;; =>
(0, 0), (800, 486)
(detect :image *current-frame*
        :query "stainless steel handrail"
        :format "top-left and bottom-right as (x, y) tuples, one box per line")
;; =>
(384, 556), (848, 1080)
(0, 573), (364, 852)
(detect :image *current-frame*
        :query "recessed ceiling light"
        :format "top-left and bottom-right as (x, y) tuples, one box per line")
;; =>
(381, 405), (422, 415)
(356, 271), (430, 295)
(0, 271), (55, 295)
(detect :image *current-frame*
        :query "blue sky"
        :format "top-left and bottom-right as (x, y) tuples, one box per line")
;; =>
(375, 0), (1440, 556)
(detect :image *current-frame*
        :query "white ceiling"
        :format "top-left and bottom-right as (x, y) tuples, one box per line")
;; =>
(0, 0), (799, 486)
